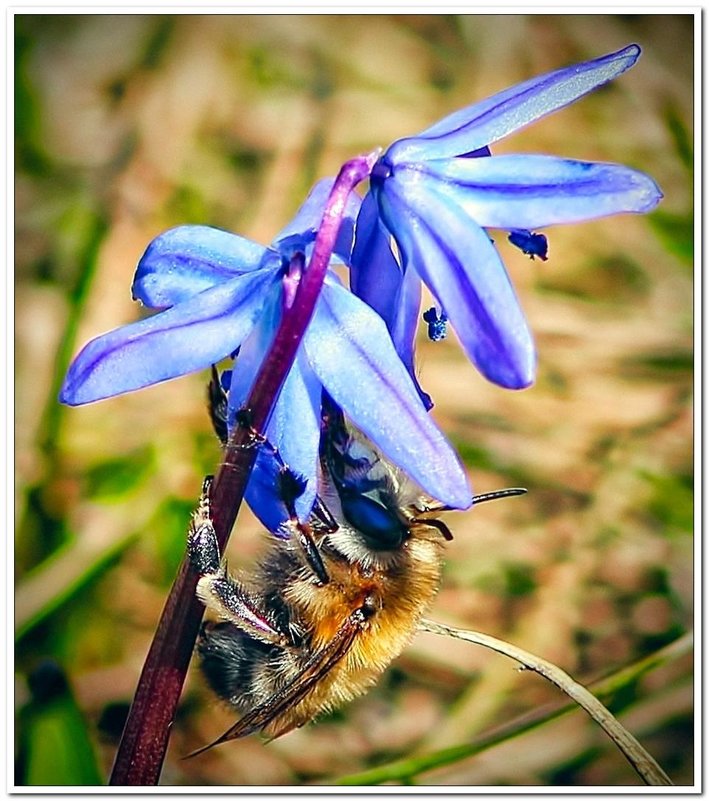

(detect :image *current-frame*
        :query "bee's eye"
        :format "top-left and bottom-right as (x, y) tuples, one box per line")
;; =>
(341, 493), (407, 550)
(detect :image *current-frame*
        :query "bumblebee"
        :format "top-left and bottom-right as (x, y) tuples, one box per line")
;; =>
(187, 382), (524, 754)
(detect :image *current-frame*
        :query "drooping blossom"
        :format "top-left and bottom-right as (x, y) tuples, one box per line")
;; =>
(352, 44), (662, 391)
(60, 179), (471, 531)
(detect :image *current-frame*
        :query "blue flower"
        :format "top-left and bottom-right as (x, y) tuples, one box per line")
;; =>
(352, 44), (662, 391)
(60, 179), (472, 531)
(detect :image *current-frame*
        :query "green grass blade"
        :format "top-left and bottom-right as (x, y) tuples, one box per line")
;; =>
(15, 529), (138, 642)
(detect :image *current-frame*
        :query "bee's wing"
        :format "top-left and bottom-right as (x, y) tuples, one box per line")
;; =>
(185, 609), (363, 757)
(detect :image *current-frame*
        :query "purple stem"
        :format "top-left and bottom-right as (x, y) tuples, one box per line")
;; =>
(108, 151), (379, 786)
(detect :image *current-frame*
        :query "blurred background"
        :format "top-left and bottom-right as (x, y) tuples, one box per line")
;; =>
(14, 13), (694, 787)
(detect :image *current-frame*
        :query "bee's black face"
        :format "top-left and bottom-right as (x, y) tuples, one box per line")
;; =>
(323, 416), (409, 551)
(339, 489), (408, 550)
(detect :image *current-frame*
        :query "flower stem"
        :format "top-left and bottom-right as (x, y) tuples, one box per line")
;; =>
(108, 151), (379, 786)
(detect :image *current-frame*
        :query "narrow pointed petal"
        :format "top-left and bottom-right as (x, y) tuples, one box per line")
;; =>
(350, 192), (404, 330)
(60, 269), (275, 405)
(304, 282), (471, 509)
(417, 154), (662, 228)
(226, 289), (321, 530)
(243, 455), (293, 537)
(132, 225), (274, 308)
(377, 173), (535, 390)
(388, 44), (641, 162)
(240, 368), (321, 533)
(351, 195), (421, 366)
(391, 266), (433, 411)
(260, 350), (321, 526)
(351, 197), (430, 408)
(225, 284), (281, 429)
(389, 262), (422, 375)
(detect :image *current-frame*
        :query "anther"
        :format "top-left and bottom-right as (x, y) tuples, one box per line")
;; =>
(422, 307), (448, 342)
(508, 229), (548, 261)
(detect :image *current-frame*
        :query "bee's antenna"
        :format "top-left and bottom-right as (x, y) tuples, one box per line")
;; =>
(422, 488), (527, 515)
(471, 487), (527, 506)
(413, 489), (526, 540)
(416, 517), (454, 541)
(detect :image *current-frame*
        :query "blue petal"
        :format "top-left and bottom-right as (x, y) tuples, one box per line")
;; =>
(388, 261), (422, 376)
(391, 266), (433, 411)
(415, 155), (662, 228)
(304, 281), (471, 509)
(351, 193), (427, 405)
(132, 225), (275, 308)
(350, 192), (403, 331)
(388, 45), (641, 162)
(274, 177), (362, 263)
(60, 269), (275, 405)
(225, 283), (282, 429)
(262, 349), (321, 524)
(225, 286), (321, 530)
(377, 172), (535, 390)
(242, 456), (291, 537)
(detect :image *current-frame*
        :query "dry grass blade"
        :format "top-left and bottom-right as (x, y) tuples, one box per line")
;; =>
(419, 619), (674, 786)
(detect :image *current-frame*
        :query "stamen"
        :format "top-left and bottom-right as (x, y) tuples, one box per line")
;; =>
(508, 229), (548, 261)
(422, 307), (448, 341)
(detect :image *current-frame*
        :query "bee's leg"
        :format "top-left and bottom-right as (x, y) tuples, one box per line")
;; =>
(311, 495), (339, 533)
(205, 401), (268, 454)
(187, 476), (222, 575)
(187, 476), (291, 647)
(277, 467), (330, 586)
(220, 409), (332, 585)
(196, 571), (291, 647)
(289, 520), (330, 586)
(207, 365), (229, 446)
(233, 407), (268, 450)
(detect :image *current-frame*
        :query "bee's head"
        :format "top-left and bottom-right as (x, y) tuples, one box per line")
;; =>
(320, 418), (440, 566)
